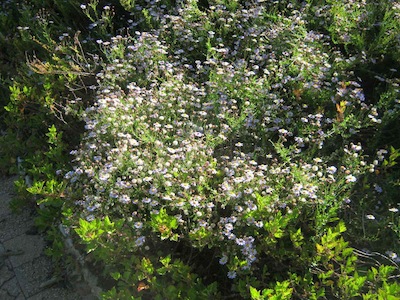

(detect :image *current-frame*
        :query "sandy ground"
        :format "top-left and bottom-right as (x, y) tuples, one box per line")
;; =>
(0, 176), (96, 300)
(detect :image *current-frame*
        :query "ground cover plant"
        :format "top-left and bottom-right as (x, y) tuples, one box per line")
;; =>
(1, 0), (399, 299)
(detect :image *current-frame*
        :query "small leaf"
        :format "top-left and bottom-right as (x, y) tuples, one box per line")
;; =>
(316, 243), (324, 254)
(249, 286), (261, 299)
(111, 272), (121, 280)
(337, 221), (347, 233)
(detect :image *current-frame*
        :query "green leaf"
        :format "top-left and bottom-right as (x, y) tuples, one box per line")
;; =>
(274, 228), (284, 238)
(157, 267), (167, 275)
(250, 286), (261, 299)
(337, 221), (347, 233)
(160, 255), (171, 267)
(111, 272), (121, 280)
(26, 181), (45, 195)
(290, 228), (304, 248)
(342, 247), (354, 257)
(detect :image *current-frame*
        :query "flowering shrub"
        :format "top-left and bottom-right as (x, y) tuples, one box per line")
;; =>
(58, 1), (400, 298)
(1, 0), (399, 299)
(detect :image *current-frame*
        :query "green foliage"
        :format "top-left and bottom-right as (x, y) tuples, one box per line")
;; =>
(1, 0), (399, 299)
(102, 254), (218, 299)
(75, 216), (124, 256)
(382, 146), (400, 170)
(310, 222), (400, 299)
(119, 0), (135, 11)
(250, 281), (293, 300)
(150, 208), (179, 241)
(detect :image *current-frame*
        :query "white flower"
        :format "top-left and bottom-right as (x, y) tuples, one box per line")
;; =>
(225, 223), (234, 231)
(327, 166), (337, 174)
(142, 198), (152, 204)
(227, 271), (237, 279)
(129, 139), (139, 146)
(99, 172), (110, 182)
(219, 255), (228, 265)
(135, 236), (145, 247)
(235, 142), (243, 147)
(366, 214), (375, 220)
(388, 208), (399, 213)
(119, 194), (131, 204)
(134, 222), (143, 229)
(386, 251), (400, 262)
(351, 144), (362, 152)
(149, 186), (158, 195)
(345, 175), (357, 183)
(181, 183), (190, 190)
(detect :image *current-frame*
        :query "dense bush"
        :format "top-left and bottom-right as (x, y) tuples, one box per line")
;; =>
(1, 0), (399, 299)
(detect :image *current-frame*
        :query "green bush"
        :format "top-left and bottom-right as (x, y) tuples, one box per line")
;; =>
(1, 0), (399, 299)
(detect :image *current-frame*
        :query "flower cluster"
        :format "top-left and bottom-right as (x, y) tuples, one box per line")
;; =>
(63, 0), (396, 287)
